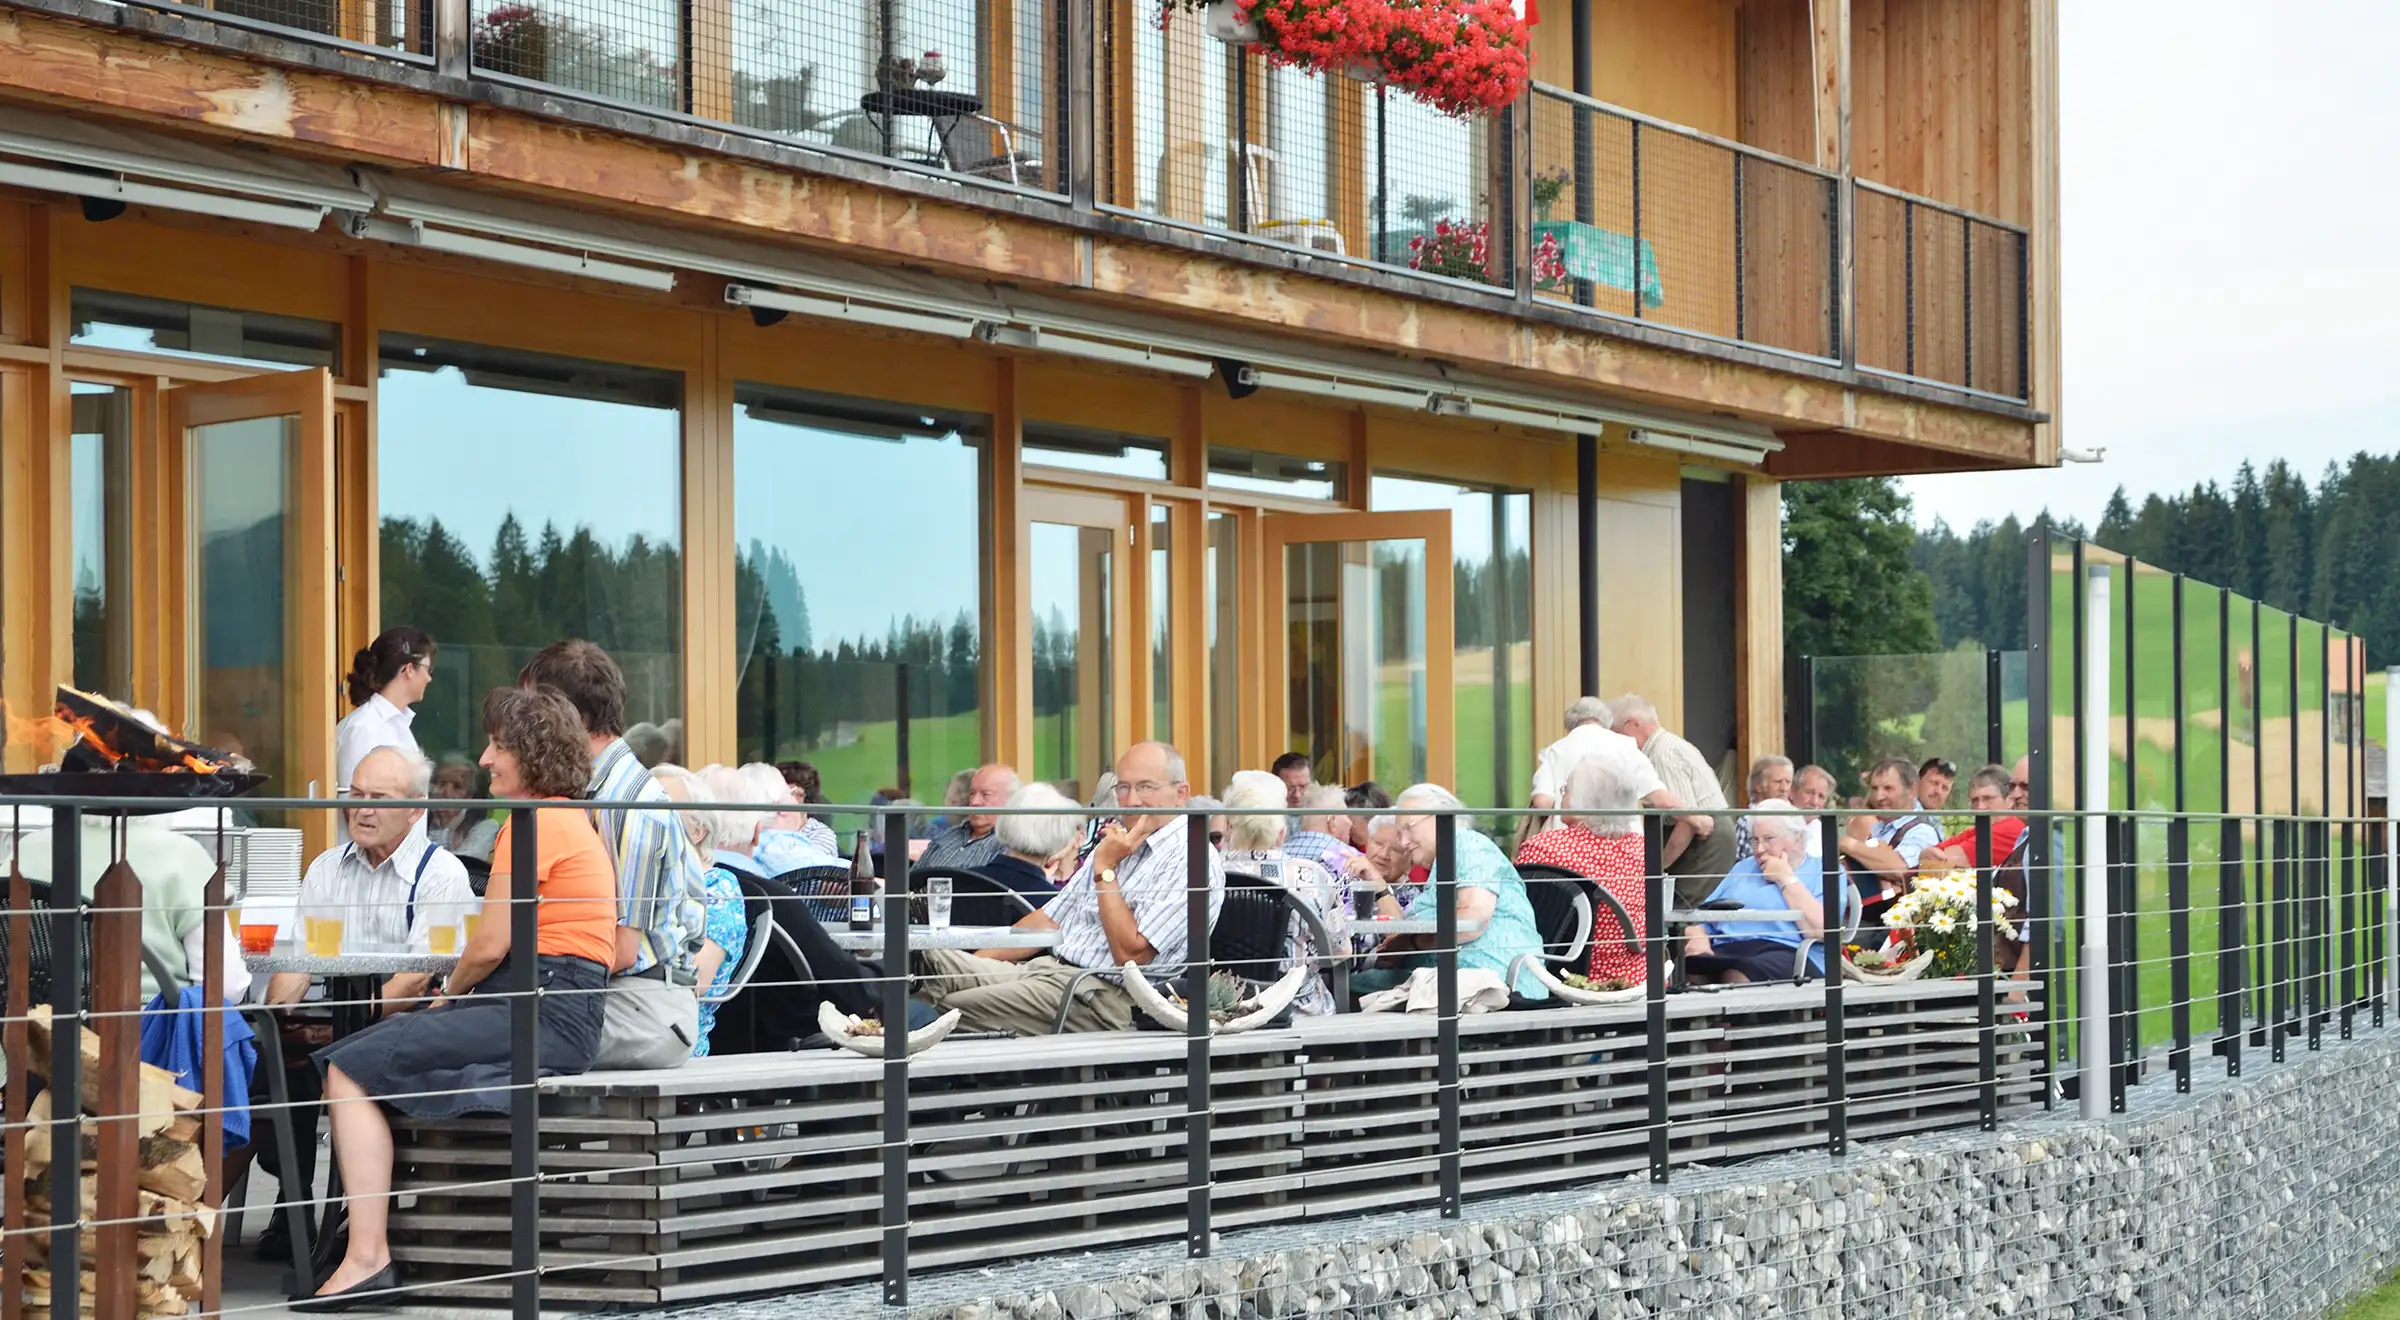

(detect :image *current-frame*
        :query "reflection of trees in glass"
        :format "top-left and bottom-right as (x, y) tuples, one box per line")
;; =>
(734, 543), (979, 781)
(380, 513), (681, 761)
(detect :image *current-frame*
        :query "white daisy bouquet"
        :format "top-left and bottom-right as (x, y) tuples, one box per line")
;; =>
(1881, 868), (2019, 979)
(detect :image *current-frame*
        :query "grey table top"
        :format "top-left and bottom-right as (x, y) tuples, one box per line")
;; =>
(826, 925), (1063, 953)
(1357, 918), (1488, 937)
(1667, 908), (1803, 923)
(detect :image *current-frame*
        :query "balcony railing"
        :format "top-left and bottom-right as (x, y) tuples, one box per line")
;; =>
(67, 0), (2030, 400)
(1855, 181), (2032, 402)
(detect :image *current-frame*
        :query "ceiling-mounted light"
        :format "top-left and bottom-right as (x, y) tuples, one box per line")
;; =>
(352, 215), (675, 290)
(0, 160), (330, 231)
(725, 282), (979, 338)
(1428, 395), (1611, 436)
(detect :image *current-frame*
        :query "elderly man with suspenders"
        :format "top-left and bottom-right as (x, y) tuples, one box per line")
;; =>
(256, 745), (479, 1261)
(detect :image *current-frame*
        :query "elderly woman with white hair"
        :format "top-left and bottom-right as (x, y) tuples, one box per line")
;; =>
(651, 764), (760, 1056)
(1219, 770), (1351, 1016)
(1515, 755), (1650, 987)
(984, 784), (1083, 905)
(1350, 784), (1550, 1002)
(1683, 799), (1829, 985)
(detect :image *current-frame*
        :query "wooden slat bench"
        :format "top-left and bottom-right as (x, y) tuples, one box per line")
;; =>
(383, 979), (2044, 1305)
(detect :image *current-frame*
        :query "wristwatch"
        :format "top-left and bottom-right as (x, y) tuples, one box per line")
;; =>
(1098, 867), (1119, 886)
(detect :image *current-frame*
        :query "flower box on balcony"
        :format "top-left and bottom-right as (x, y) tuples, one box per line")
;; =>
(1531, 220), (1664, 307)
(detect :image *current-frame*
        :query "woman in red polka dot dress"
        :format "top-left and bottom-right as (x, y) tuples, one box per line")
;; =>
(1514, 756), (1651, 986)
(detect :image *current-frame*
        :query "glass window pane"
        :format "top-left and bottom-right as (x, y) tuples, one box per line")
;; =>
(1025, 422), (1169, 482)
(1210, 445), (1344, 501)
(733, 385), (985, 810)
(194, 415), (292, 794)
(1207, 510), (1241, 796)
(377, 334), (683, 766)
(1284, 538), (1426, 789)
(70, 383), (133, 698)
(1150, 504), (1172, 743)
(1032, 522), (1114, 799)
(1371, 474), (1531, 810)
(72, 289), (337, 372)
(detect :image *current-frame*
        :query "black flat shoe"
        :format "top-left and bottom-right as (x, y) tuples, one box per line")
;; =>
(292, 1262), (402, 1312)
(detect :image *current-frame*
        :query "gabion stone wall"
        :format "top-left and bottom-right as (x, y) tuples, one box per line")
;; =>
(663, 1029), (2400, 1320)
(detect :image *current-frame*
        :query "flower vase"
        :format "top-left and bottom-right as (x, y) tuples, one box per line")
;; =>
(1204, 0), (1262, 44)
(1342, 58), (1383, 83)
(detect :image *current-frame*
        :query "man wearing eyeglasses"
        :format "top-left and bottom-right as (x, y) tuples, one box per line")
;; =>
(913, 741), (1225, 1035)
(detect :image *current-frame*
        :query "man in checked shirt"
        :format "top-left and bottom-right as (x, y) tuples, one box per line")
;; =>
(914, 741), (1225, 1035)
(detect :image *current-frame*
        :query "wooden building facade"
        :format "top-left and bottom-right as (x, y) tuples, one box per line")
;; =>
(0, 0), (2058, 842)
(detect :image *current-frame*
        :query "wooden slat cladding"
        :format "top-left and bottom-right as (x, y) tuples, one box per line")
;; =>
(1852, 0), (2033, 227)
(377, 981), (2043, 1305)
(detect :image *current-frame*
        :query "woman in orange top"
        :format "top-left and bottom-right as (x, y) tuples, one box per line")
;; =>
(305, 686), (615, 1310)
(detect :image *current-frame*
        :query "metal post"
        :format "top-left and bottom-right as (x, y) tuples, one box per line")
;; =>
(881, 807), (913, 1300)
(2169, 816), (2191, 1092)
(2109, 817), (2132, 1110)
(1903, 202), (1917, 377)
(1629, 121), (1643, 320)
(1986, 646), (2005, 767)
(1643, 812), (1670, 1178)
(1733, 153), (1747, 342)
(894, 661), (913, 797)
(1975, 816), (1996, 1130)
(1962, 213), (1975, 390)
(2016, 230), (2031, 398)
(508, 807), (540, 1320)
(2219, 816), (2243, 1077)
(2024, 528), (2055, 1107)
(2388, 666), (2399, 1019)
(1232, 58), (1250, 232)
(1434, 812), (1461, 1216)
(1822, 811), (1848, 1152)
(1570, 0), (1593, 306)
(1185, 812), (1213, 1253)
(2306, 819), (2323, 1051)
(2079, 563), (2112, 1121)
(1577, 435), (1600, 697)
(2271, 818), (2288, 1063)
(49, 807), (82, 1320)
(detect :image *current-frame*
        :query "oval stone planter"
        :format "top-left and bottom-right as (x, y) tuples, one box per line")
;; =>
(1523, 961), (1646, 1005)
(1126, 964), (1307, 1033)
(1840, 950), (1936, 984)
(817, 1002), (964, 1057)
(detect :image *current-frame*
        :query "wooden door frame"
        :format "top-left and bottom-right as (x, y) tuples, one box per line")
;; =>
(167, 368), (338, 855)
(1259, 507), (1456, 791)
(1025, 484), (1138, 792)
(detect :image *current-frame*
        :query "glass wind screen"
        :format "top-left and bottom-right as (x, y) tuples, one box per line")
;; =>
(70, 383), (133, 699)
(2258, 605), (2293, 817)
(1209, 446), (1344, 501)
(1371, 474), (1529, 810)
(72, 289), (337, 371)
(194, 414), (292, 797)
(732, 385), (986, 813)
(1031, 521), (1115, 801)
(2297, 620), (2327, 817)
(1025, 422), (1169, 481)
(1284, 537), (1427, 790)
(377, 334), (683, 765)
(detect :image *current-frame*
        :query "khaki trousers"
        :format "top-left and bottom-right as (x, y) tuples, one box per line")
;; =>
(915, 950), (1133, 1036)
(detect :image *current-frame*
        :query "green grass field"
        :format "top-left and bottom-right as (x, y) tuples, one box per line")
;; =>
(2336, 1274), (2400, 1319)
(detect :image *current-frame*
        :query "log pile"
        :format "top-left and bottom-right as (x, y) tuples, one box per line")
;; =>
(14, 1006), (211, 1319)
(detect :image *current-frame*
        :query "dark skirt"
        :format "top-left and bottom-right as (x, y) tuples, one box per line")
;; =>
(313, 954), (608, 1119)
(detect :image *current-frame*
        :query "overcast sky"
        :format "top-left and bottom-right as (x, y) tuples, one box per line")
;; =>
(1900, 3), (2400, 532)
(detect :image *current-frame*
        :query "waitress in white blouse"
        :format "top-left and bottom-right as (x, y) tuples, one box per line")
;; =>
(334, 628), (437, 834)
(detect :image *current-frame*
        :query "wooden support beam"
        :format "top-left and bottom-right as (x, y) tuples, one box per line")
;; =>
(1735, 473), (1784, 770)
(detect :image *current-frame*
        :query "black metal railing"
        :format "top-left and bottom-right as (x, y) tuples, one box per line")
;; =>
(6, 783), (2375, 1315)
(1528, 85), (1840, 360)
(1855, 179), (2032, 401)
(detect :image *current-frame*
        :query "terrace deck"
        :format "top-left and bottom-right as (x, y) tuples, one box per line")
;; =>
(383, 978), (2043, 1305)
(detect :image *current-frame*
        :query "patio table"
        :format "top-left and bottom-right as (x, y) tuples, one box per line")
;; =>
(828, 924), (1062, 953)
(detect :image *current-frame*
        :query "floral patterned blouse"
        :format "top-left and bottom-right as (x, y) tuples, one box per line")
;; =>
(692, 864), (750, 1058)
(1515, 825), (1649, 987)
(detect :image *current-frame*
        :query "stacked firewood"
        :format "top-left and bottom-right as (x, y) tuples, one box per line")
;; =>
(15, 1006), (211, 1319)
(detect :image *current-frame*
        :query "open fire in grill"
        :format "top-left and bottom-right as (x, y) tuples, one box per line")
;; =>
(0, 686), (265, 805)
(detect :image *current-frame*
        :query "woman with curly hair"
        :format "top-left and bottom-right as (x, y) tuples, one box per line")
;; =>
(302, 686), (617, 1309)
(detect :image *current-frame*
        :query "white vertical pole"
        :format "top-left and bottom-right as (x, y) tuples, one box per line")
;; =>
(2385, 666), (2397, 1010)
(2081, 564), (2113, 1119)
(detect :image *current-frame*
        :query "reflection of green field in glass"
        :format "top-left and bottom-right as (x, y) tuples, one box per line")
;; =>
(1369, 672), (1534, 811)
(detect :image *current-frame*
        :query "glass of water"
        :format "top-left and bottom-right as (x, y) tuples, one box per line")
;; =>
(927, 876), (953, 930)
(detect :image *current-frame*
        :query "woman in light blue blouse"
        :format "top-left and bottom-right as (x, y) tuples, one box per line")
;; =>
(656, 764), (758, 1057)
(1353, 783), (1549, 1002)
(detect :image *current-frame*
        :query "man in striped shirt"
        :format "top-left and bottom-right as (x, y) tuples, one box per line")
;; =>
(915, 741), (1225, 1035)
(520, 640), (709, 1069)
